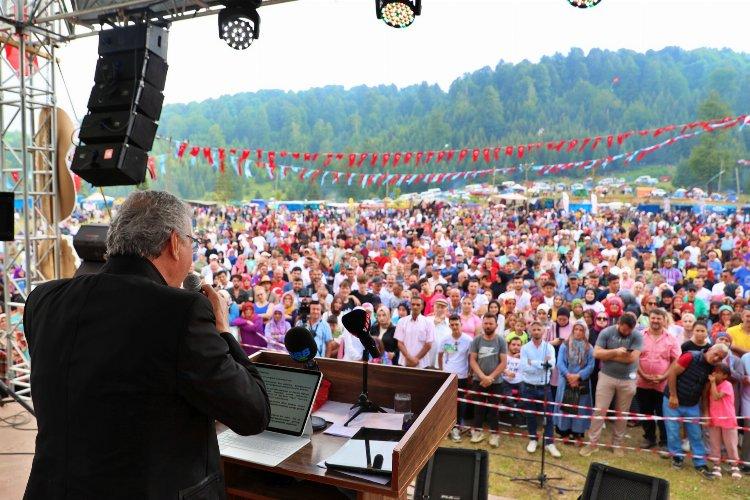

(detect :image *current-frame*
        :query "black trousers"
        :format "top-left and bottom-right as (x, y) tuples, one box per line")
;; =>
(457, 378), (470, 426)
(472, 381), (500, 431)
(636, 387), (666, 444)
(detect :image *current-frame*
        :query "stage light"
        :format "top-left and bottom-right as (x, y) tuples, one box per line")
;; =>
(567, 0), (603, 7)
(376, 0), (421, 29)
(218, 1), (261, 50)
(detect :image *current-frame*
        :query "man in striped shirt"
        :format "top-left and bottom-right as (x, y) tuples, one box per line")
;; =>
(658, 257), (682, 287)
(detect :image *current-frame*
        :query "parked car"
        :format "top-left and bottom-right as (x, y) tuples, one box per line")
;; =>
(671, 188), (687, 199)
(651, 188), (667, 197)
(635, 175), (658, 186)
(622, 186), (634, 195)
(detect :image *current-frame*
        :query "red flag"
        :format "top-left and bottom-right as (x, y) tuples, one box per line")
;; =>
(606, 136), (614, 148)
(189, 146), (200, 157)
(483, 148), (491, 164)
(566, 139), (578, 152)
(517, 145), (525, 159)
(238, 149), (250, 175)
(335, 153), (344, 161)
(404, 152), (413, 165)
(415, 152), (424, 165)
(425, 151), (434, 164)
(304, 152), (311, 161)
(311, 153), (319, 162)
(437, 151), (445, 163)
(292, 152), (300, 160)
(370, 153), (378, 166)
(298, 168), (307, 180)
(505, 146), (514, 156)
(358, 153), (368, 167)
(459, 149), (468, 162)
(348, 153), (356, 168)
(493, 147), (501, 161)
(553, 141), (565, 152)
(177, 141), (188, 159)
(323, 153), (333, 167)
(256, 149), (263, 161)
(392, 152), (402, 167)
(471, 149), (480, 162)
(578, 138), (591, 152)
(279, 150), (287, 157)
(389, 175), (400, 186)
(267, 151), (276, 169)
(218, 148), (226, 173)
(203, 147), (214, 166)
(381, 153), (391, 167)
(591, 137), (602, 150)
(446, 150), (455, 162)
(147, 156), (156, 179)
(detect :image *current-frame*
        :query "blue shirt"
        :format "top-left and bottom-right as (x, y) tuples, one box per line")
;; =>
(308, 320), (333, 357)
(520, 340), (556, 386)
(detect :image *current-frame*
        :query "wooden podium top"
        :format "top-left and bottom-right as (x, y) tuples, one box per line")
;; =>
(221, 351), (457, 499)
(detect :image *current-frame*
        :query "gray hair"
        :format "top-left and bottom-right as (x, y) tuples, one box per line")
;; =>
(106, 190), (190, 259)
(710, 343), (730, 356)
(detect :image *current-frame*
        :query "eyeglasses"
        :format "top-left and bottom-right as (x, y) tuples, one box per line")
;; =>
(596, 317), (608, 321)
(184, 233), (201, 249)
(647, 301), (657, 305)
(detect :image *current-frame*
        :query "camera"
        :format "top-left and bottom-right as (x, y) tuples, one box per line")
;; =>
(297, 289), (311, 325)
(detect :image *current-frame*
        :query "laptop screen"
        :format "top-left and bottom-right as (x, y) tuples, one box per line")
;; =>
(253, 363), (322, 437)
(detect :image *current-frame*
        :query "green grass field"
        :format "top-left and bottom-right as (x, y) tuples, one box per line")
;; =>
(439, 424), (747, 499)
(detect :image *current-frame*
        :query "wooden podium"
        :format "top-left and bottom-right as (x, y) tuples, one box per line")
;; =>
(220, 351), (457, 499)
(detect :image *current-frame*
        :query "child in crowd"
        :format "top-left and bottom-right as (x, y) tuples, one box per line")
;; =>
(704, 363), (742, 479)
(681, 321), (711, 353)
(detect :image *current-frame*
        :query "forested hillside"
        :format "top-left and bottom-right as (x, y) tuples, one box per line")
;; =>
(141, 47), (750, 201)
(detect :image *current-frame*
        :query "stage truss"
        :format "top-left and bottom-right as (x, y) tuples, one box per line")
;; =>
(0, 0), (296, 400)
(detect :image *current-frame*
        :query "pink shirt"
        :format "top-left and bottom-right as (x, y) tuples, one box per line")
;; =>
(394, 314), (436, 369)
(637, 330), (680, 392)
(460, 313), (482, 337)
(709, 380), (737, 429)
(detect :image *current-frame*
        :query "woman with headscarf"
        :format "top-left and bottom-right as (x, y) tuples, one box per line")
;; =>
(264, 304), (291, 350)
(370, 305), (399, 365)
(658, 288), (674, 310)
(554, 320), (595, 442)
(601, 295), (624, 327)
(232, 302), (267, 356)
(711, 305), (734, 339)
(570, 299), (585, 322)
(582, 288), (604, 314)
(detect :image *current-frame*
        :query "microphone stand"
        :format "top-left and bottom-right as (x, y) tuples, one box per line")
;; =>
(511, 360), (561, 490)
(344, 348), (386, 426)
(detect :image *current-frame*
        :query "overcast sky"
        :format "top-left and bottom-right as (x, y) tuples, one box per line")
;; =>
(56, 0), (750, 120)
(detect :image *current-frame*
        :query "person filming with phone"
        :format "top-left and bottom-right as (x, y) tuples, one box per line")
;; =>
(22, 190), (271, 499)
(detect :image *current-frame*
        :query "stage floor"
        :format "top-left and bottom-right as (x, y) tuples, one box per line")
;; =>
(0, 402), (35, 499)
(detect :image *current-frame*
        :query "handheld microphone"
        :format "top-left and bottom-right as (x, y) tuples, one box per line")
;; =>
(342, 308), (381, 360)
(183, 272), (203, 293)
(284, 326), (319, 370)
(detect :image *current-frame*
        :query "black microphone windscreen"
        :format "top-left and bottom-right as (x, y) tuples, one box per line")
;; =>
(183, 272), (202, 293)
(284, 327), (318, 363)
(342, 308), (381, 359)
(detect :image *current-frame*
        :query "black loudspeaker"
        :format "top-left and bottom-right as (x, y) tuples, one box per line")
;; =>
(0, 192), (14, 241)
(79, 111), (157, 150)
(580, 463), (669, 500)
(94, 50), (169, 90)
(73, 224), (109, 277)
(77, 24), (168, 187)
(87, 80), (164, 121)
(414, 447), (488, 500)
(98, 24), (168, 60)
(70, 143), (147, 187)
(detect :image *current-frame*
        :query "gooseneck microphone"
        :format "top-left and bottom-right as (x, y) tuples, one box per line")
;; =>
(284, 326), (320, 371)
(342, 308), (381, 360)
(183, 272), (203, 293)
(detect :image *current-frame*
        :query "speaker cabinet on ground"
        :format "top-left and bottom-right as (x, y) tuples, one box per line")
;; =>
(0, 192), (14, 241)
(580, 462), (669, 500)
(70, 143), (147, 187)
(414, 447), (488, 500)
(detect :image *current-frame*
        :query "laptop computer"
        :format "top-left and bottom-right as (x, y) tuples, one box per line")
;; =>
(218, 363), (322, 466)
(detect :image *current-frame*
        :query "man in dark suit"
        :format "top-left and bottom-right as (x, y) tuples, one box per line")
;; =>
(23, 190), (271, 499)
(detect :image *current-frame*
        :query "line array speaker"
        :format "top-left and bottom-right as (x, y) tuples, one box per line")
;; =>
(72, 24), (168, 187)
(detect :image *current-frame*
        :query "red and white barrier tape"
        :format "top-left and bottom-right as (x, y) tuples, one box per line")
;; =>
(458, 387), (750, 428)
(455, 424), (750, 467)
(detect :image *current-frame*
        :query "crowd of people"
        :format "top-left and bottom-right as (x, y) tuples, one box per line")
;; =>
(11, 197), (750, 480)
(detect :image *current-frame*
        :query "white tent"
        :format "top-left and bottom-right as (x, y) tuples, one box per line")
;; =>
(84, 192), (115, 203)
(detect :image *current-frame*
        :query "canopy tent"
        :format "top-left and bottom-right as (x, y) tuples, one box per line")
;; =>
(492, 193), (527, 203)
(84, 192), (114, 203)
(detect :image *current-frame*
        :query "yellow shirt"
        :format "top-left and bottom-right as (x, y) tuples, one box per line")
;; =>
(726, 324), (750, 352)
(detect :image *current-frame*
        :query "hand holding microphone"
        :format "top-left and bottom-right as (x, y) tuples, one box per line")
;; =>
(183, 272), (230, 333)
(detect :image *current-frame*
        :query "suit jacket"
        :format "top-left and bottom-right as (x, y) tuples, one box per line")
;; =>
(23, 255), (271, 500)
